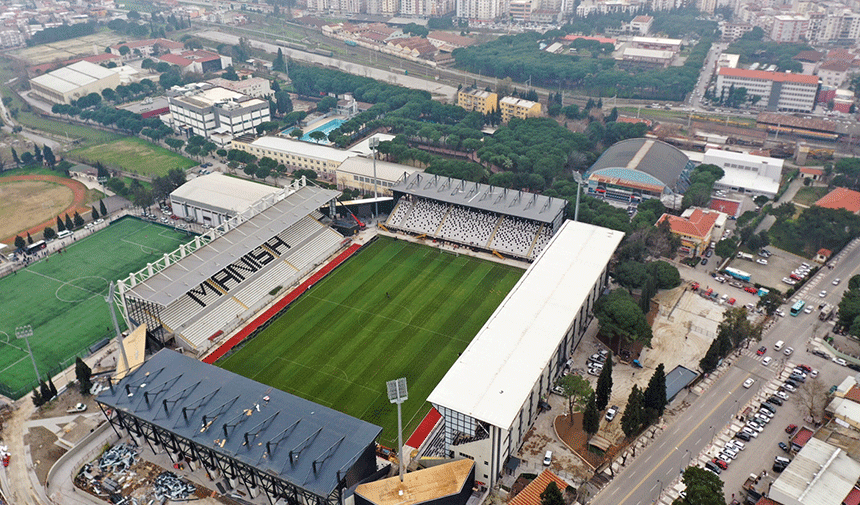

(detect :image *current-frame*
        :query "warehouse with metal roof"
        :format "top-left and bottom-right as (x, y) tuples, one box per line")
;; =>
(426, 219), (624, 486)
(97, 349), (381, 504)
(169, 172), (285, 226)
(29, 60), (122, 104)
(585, 138), (694, 205)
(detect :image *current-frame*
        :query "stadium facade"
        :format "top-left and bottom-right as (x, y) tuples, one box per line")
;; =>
(427, 220), (624, 486)
(97, 349), (382, 505)
(169, 172), (284, 226)
(585, 138), (694, 206)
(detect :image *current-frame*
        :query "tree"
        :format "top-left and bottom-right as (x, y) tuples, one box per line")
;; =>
(557, 373), (593, 420)
(65, 214), (74, 231)
(757, 291), (782, 316)
(621, 385), (643, 437)
(118, 45), (130, 56)
(642, 363), (667, 422)
(14, 235), (25, 250)
(40, 380), (52, 402)
(76, 357), (92, 394)
(223, 65), (240, 81)
(57, 216), (66, 232)
(699, 338), (722, 373)
(32, 387), (43, 408)
(615, 261), (648, 288)
(73, 211), (84, 228)
(273, 48), (287, 72)
(648, 261), (681, 289)
(317, 96), (338, 113)
(595, 352), (613, 411)
(290, 128), (304, 139)
(540, 482), (565, 505)
(11, 147), (19, 166)
(27, 232), (33, 244)
(794, 379), (830, 423)
(309, 130), (327, 143)
(43, 226), (56, 241)
(100, 199), (108, 216)
(582, 394), (600, 437)
(673, 466), (725, 505)
(43, 145), (56, 167)
(594, 289), (653, 346)
(48, 378), (58, 398)
(92, 206), (99, 220)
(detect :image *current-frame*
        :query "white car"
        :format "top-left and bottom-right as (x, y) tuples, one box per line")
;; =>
(745, 422), (764, 433)
(804, 306), (814, 314)
(775, 391), (789, 400)
(775, 309), (785, 317)
(743, 378), (755, 388)
(728, 440), (746, 451)
(810, 369), (819, 378)
(784, 347), (794, 356)
(834, 357), (848, 366)
(762, 356), (773, 366)
(792, 368), (807, 378)
(833, 278), (841, 285)
(782, 278), (797, 286)
(819, 290), (828, 298)
(605, 405), (619, 422)
(756, 259), (768, 265)
(741, 427), (759, 438)
(782, 383), (796, 392)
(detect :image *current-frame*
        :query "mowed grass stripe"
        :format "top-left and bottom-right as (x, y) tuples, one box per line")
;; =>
(218, 237), (523, 445)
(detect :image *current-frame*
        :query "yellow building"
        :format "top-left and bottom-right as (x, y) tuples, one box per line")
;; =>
(500, 96), (541, 122)
(458, 88), (498, 114)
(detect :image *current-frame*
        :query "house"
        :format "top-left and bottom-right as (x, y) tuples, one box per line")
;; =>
(814, 187), (860, 213)
(656, 208), (724, 257)
(799, 166), (823, 180)
(815, 248), (832, 264)
(509, 470), (570, 505)
(157, 50), (232, 74)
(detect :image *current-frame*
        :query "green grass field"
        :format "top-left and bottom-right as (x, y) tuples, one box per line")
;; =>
(0, 218), (191, 399)
(218, 237), (523, 445)
(70, 138), (196, 177)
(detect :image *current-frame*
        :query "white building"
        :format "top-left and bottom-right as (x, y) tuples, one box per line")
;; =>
(427, 220), (624, 487)
(207, 77), (273, 99)
(703, 149), (783, 198)
(30, 61), (122, 105)
(769, 438), (860, 505)
(457, 0), (503, 20)
(169, 172), (283, 226)
(770, 14), (809, 42)
(165, 84), (270, 146)
(231, 136), (357, 177)
(715, 67), (820, 113)
(336, 157), (421, 196)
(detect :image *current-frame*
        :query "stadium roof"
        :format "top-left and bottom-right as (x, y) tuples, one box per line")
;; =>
(427, 220), (624, 429)
(251, 136), (357, 164)
(127, 185), (339, 306)
(391, 173), (566, 224)
(170, 172), (283, 214)
(97, 349), (381, 499)
(355, 459), (473, 505)
(587, 138), (691, 193)
(769, 438), (860, 505)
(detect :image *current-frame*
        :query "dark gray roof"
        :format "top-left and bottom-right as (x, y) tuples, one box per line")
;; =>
(665, 365), (699, 402)
(587, 138), (692, 193)
(391, 173), (566, 224)
(127, 186), (339, 306)
(97, 349), (381, 498)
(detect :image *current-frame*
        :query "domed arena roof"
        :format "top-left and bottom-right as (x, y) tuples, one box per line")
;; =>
(586, 138), (693, 194)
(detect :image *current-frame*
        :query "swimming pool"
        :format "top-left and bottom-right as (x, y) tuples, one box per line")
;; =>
(283, 118), (346, 144)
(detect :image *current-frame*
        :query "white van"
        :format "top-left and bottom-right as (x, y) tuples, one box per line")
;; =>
(774, 340), (784, 351)
(57, 230), (73, 239)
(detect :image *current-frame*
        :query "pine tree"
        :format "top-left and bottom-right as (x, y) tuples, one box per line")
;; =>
(65, 214), (74, 231)
(92, 206), (99, 220)
(595, 352), (613, 411)
(76, 357), (92, 395)
(100, 199), (108, 216)
(40, 380), (52, 401)
(34, 145), (42, 164)
(43, 145), (56, 167)
(73, 211), (84, 228)
(57, 216), (66, 232)
(582, 393), (600, 437)
(540, 482), (565, 505)
(14, 235), (25, 250)
(32, 387), (43, 407)
(643, 363), (667, 423)
(48, 378), (57, 398)
(11, 147), (19, 166)
(621, 385), (643, 438)
(27, 232), (33, 244)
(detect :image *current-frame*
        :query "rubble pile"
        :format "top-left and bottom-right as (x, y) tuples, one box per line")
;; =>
(153, 471), (196, 501)
(98, 443), (138, 473)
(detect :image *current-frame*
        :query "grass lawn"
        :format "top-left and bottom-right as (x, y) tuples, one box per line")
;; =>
(793, 186), (829, 207)
(0, 217), (192, 399)
(70, 138), (196, 177)
(218, 237), (523, 445)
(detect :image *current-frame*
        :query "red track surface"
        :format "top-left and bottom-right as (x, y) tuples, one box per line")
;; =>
(203, 243), (363, 364)
(406, 407), (441, 448)
(1, 175), (89, 244)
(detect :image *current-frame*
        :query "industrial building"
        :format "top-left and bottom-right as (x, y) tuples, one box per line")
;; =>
(427, 220), (624, 486)
(715, 68), (820, 113)
(231, 136), (357, 177)
(165, 83), (270, 145)
(336, 157), (421, 196)
(703, 149), (783, 198)
(169, 172), (283, 226)
(29, 60), (122, 105)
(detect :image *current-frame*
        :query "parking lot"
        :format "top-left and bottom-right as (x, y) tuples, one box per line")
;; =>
(727, 247), (813, 292)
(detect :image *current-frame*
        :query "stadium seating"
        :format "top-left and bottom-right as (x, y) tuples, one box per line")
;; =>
(387, 199), (413, 228)
(437, 206), (500, 247)
(401, 198), (449, 234)
(490, 217), (541, 258)
(159, 283), (223, 331)
(530, 225), (554, 258)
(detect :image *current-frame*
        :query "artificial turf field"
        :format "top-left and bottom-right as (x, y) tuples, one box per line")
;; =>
(218, 237), (524, 446)
(0, 218), (190, 399)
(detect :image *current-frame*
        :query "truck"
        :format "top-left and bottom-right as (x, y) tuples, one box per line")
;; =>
(820, 303), (834, 321)
(737, 252), (754, 261)
(724, 267), (752, 282)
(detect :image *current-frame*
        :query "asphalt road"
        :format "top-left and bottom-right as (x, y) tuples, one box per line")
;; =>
(592, 238), (860, 505)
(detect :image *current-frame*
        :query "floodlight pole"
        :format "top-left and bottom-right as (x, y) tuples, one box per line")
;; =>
(15, 325), (40, 383)
(387, 378), (408, 483)
(370, 137), (379, 222)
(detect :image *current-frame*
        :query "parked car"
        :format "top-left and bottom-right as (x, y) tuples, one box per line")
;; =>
(782, 382), (796, 392)
(779, 442), (790, 452)
(767, 396), (783, 406)
(701, 258), (708, 265)
(757, 346), (767, 356)
(833, 278), (842, 285)
(834, 357), (848, 366)
(784, 347), (794, 356)
(797, 365), (812, 373)
(820, 290), (828, 298)
(704, 461), (723, 474)
(756, 259), (768, 265)
(760, 403), (776, 414)
(735, 431), (752, 441)
(728, 440), (745, 451)
(605, 406), (619, 421)
(712, 458), (728, 470)
(775, 390), (789, 400)
(810, 369), (819, 378)
(785, 424), (797, 434)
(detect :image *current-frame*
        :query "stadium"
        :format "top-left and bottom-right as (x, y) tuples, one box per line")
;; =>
(102, 173), (623, 501)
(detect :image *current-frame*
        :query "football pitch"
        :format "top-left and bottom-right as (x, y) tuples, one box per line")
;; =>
(0, 218), (191, 399)
(218, 237), (524, 446)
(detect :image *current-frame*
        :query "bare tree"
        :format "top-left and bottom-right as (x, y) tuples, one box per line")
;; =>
(794, 379), (830, 423)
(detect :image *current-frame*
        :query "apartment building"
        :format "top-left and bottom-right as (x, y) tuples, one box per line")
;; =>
(165, 84), (270, 145)
(715, 68), (819, 113)
(771, 14), (809, 42)
(458, 88), (498, 114)
(500, 97), (541, 122)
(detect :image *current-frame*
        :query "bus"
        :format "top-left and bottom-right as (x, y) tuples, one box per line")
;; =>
(790, 300), (806, 316)
(25, 240), (46, 255)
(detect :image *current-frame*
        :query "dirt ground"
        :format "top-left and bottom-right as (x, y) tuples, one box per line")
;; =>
(646, 285), (723, 373)
(13, 32), (126, 65)
(0, 174), (90, 244)
(0, 180), (72, 239)
(24, 425), (65, 485)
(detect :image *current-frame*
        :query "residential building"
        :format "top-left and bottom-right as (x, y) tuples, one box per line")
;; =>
(157, 50), (232, 74)
(165, 84), (270, 145)
(703, 148), (783, 198)
(818, 60), (854, 88)
(720, 23), (754, 42)
(805, 9), (860, 44)
(715, 67), (820, 113)
(628, 15), (653, 34)
(458, 88), (498, 114)
(500, 96), (541, 122)
(656, 208), (723, 256)
(456, 0), (502, 21)
(771, 14), (809, 42)
(29, 60), (122, 105)
(0, 29), (24, 48)
(509, 0), (533, 21)
(207, 77), (273, 98)
(232, 136), (356, 177)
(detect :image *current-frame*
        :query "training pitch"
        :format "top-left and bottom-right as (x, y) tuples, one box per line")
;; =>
(218, 237), (523, 446)
(0, 218), (190, 399)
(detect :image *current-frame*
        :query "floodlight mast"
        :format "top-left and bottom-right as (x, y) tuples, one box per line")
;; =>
(386, 377), (408, 483)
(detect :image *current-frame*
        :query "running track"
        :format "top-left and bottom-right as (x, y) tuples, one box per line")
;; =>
(1, 175), (89, 244)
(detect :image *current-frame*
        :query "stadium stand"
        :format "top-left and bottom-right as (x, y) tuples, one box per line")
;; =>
(119, 182), (345, 354)
(386, 174), (566, 260)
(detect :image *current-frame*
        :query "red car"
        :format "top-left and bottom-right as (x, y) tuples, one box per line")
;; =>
(712, 458), (728, 470)
(786, 424), (798, 434)
(744, 287), (758, 294)
(798, 365), (812, 373)
(757, 346), (767, 356)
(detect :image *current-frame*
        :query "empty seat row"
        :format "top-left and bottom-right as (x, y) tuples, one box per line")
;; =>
(387, 200), (413, 228)
(401, 198), (449, 234)
(438, 205), (500, 247)
(491, 216), (540, 257)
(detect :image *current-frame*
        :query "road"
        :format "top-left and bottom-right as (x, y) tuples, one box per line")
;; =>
(592, 238), (860, 505)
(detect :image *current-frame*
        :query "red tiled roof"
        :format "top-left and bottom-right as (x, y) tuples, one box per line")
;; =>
(158, 53), (192, 67)
(632, 15), (652, 22)
(657, 209), (720, 239)
(718, 67), (819, 84)
(563, 35), (616, 45)
(817, 248), (832, 257)
(710, 198), (740, 216)
(845, 384), (860, 403)
(814, 187), (860, 213)
(616, 116), (652, 126)
(510, 470), (570, 505)
(792, 426), (814, 447)
(83, 53), (121, 63)
(800, 167), (823, 175)
(820, 60), (852, 72)
(754, 498), (780, 505)
(843, 486), (860, 505)
(794, 50), (825, 62)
